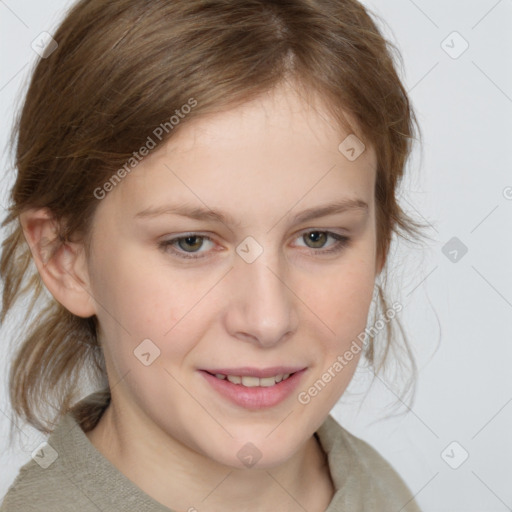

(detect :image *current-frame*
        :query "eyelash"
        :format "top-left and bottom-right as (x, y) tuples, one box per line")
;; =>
(157, 231), (351, 260)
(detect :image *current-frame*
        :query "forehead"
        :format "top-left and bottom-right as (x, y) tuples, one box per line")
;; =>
(104, 83), (377, 219)
(164, 83), (372, 159)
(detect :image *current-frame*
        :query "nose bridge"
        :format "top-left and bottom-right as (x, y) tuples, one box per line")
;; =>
(230, 238), (296, 346)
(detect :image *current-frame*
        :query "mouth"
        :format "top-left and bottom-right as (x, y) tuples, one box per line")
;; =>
(204, 371), (297, 388)
(199, 366), (307, 409)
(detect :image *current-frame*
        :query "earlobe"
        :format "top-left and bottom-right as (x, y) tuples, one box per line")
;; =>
(19, 208), (96, 318)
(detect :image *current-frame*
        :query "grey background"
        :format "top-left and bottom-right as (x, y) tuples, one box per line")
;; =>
(1, 1), (511, 510)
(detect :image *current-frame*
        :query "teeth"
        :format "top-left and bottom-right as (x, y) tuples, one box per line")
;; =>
(241, 376), (260, 387)
(259, 377), (277, 387)
(214, 373), (293, 387)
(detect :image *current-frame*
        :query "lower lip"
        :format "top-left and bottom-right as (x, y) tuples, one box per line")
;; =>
(199, 370), (306, 410)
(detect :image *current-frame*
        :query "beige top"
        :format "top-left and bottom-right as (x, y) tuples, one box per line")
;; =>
(1, 393), (421, 511)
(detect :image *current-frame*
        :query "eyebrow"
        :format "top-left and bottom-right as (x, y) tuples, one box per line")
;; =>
(134, 198), (369, 226)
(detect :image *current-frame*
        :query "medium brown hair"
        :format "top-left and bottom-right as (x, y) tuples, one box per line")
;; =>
(1, 0), (429, 436)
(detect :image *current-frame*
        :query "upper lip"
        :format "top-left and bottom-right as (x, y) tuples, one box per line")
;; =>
(202, 366), (306, 378)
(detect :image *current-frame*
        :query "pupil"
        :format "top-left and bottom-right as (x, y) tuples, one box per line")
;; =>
(307, 231), (325, 248)
(181, 236), (201, 252)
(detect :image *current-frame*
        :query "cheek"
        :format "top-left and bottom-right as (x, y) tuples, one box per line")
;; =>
(90, 242), (177, 329)
(334, 269), (375, 336)
(96, 253), (218, 374)
(297, 254), (376, 347)
(297, 261), (375, 408)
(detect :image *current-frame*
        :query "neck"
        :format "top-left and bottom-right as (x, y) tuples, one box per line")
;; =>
(85, 398), (334, 512)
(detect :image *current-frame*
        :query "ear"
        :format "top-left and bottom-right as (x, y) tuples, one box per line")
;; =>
(19, 207), (96, 318)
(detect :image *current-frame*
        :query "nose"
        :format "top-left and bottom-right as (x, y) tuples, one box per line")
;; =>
(225, 245), (298, 348)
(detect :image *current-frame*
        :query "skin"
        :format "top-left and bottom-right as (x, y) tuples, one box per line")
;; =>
(20, 80), (383, 512)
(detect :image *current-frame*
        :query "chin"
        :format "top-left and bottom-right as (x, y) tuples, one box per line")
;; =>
(206, 433), (303, 471)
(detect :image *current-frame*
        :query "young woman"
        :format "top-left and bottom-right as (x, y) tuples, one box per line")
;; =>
(0, 1), (427, 510)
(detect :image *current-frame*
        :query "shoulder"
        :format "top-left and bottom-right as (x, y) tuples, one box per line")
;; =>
(317, 415), (422, 512)
(0, 453), (80, 512)
(1, 411), (103, 512)
(1, 399), (169, 512)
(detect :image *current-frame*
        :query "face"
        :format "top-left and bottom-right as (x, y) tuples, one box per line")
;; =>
(85, 82), (381, 469)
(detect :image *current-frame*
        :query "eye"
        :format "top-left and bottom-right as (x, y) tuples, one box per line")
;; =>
(158, 234), (214, 259)
(158, 230), (351, 260)
(295, 230), (351, 255)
